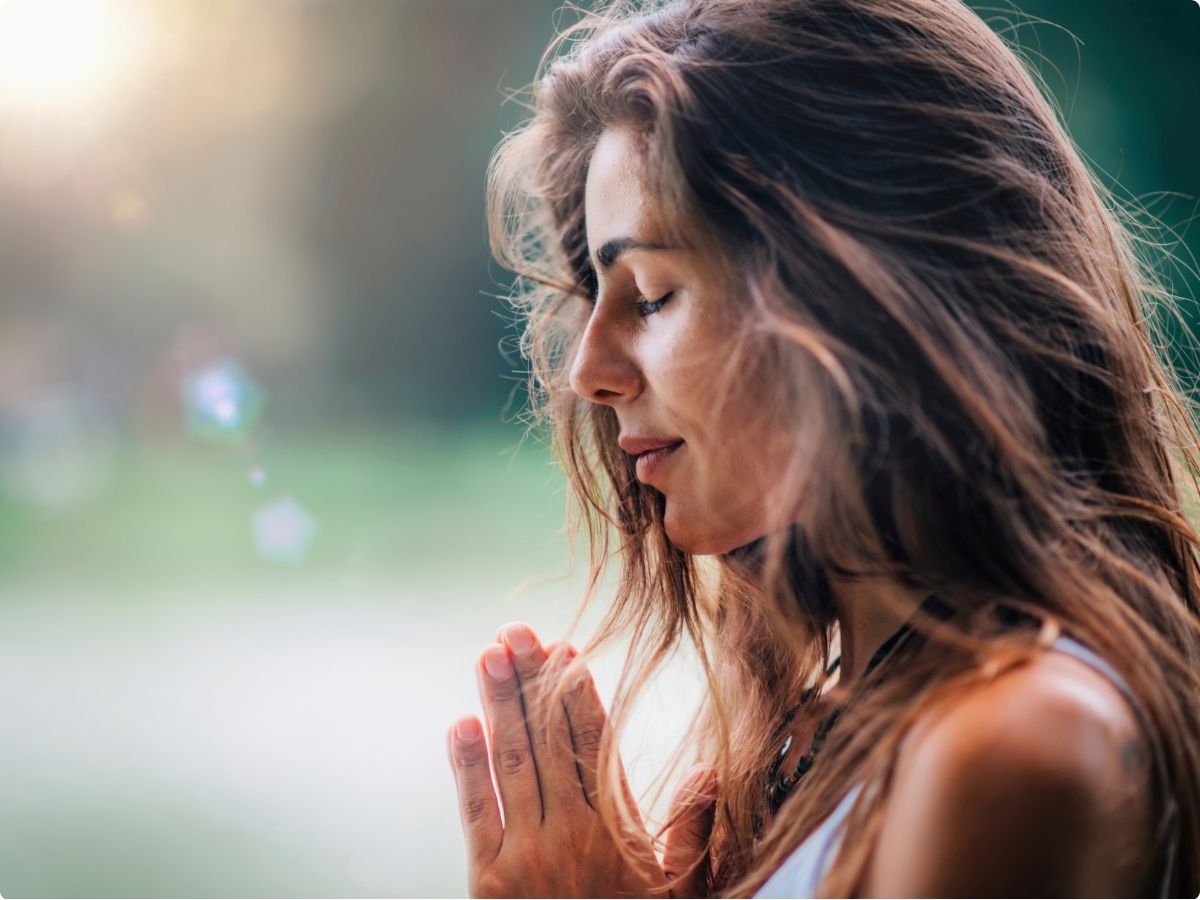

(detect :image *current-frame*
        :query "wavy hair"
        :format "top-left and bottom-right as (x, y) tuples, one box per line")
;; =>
(485, 0), (1200, 895)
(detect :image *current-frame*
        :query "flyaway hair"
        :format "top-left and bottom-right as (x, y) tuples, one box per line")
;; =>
(486, 0), (1200, 894)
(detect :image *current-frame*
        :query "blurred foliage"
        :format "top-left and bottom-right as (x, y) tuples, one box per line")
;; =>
(967, 0), (1200, 376)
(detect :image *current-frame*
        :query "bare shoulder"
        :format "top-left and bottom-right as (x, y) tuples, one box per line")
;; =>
(861, 647), (1156, 896)
(900, 647), (1151, 786)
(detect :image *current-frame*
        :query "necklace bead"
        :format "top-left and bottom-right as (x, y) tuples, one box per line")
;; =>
(756, 593), (952, 839)
(753, 595), (950, 844)
(762, 665), (841, 820)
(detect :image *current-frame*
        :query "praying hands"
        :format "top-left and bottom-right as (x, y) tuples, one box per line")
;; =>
(445, 622), (718, 898)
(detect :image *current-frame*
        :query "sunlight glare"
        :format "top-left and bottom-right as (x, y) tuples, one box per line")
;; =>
(0, 0), (141, 111)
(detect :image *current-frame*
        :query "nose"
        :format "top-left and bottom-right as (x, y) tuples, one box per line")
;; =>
(568, 306), (642, 405)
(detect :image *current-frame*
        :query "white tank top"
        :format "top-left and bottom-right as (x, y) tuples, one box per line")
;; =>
(753, 633), (1178, 898)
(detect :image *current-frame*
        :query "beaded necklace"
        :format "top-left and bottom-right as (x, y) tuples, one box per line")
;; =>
(758, 593), (951, 831)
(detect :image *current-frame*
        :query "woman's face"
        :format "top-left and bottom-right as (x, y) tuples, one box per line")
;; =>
(572, 125), (795, 555)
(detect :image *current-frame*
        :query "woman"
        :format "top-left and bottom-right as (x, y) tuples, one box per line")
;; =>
(445, 0), (1200, 895)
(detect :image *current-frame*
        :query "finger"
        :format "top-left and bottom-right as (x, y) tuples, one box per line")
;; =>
(662, 764), (718, 898)
(559, 653), (648, 833)
(447, 716), (503, 870)
(541, 639), (589, 808)
(477, 642), (543, 835)
(496, 624), (587, 820)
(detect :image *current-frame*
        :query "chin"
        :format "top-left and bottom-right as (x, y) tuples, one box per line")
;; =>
(663, 507), (744, 556)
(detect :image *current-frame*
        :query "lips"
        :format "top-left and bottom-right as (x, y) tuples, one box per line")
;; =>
(634, 440), (683, 482)
(618, 436), (685, 456)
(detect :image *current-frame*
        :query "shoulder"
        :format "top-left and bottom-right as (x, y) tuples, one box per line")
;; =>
(862, 647), (1155, 896)
(899, 646), (1149, 791)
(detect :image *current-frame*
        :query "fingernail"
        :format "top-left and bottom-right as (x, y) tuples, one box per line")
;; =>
(504, 624), (535, 655)
(454, 718), (481, 744)
(484, 645), (513, 680)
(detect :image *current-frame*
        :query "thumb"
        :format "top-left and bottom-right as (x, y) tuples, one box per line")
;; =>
(662, 763), (718, 898)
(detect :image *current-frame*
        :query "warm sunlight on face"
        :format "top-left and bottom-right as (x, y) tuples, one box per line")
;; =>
(0, 0), (142, 111)
(575, 125), (799, 556)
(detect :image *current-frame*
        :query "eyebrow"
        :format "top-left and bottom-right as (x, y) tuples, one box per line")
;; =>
(592, 236), (673, 274)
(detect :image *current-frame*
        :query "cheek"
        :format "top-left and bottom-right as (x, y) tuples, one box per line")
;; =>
(699, 417), (795, 516)
(635, 296), (803, 551)
(715, 440), (769, 505)
(660, 462), (775, 555)
(644, 307), (729, 391)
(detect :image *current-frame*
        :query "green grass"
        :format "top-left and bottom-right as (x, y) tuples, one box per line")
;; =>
(0, 421), (571, 591)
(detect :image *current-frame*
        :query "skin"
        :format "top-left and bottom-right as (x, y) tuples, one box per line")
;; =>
(446, 627), (717, 898)
(446, 124), (1155, 896)
(862, 650), (1155, 896)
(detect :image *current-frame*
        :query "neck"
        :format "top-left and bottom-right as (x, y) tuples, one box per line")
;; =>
(826, 570), (930, 683)
(728, 528), (935, 682)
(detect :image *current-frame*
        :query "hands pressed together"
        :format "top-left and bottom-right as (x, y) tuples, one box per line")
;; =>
(445, 622), (719, 898)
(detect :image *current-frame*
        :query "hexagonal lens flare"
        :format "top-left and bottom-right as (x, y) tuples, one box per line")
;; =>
(180, 358), (265, 442)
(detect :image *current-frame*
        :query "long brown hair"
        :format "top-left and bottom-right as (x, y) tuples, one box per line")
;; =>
(485, 0), (1200, 895)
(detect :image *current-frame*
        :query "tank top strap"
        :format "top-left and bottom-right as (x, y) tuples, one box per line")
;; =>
(1049, 633), (1138, 704)
(1048, 632), (1179, 898)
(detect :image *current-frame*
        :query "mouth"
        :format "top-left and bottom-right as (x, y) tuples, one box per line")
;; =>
(635, 440), (684, 483)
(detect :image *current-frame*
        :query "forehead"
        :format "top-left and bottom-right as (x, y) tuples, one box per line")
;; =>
(584, 127), (664, 251)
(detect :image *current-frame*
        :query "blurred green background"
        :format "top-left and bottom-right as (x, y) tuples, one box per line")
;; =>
(0, 0), (1195, 896)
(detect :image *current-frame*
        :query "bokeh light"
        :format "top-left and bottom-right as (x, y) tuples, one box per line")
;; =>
(0, 385), (117, 512)
(252, 495), (317, 565)
(180, 358), (266, 444)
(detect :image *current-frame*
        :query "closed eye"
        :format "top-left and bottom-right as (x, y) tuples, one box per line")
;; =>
(580, 291), (675, 317)
(635, 291), (674, 317)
